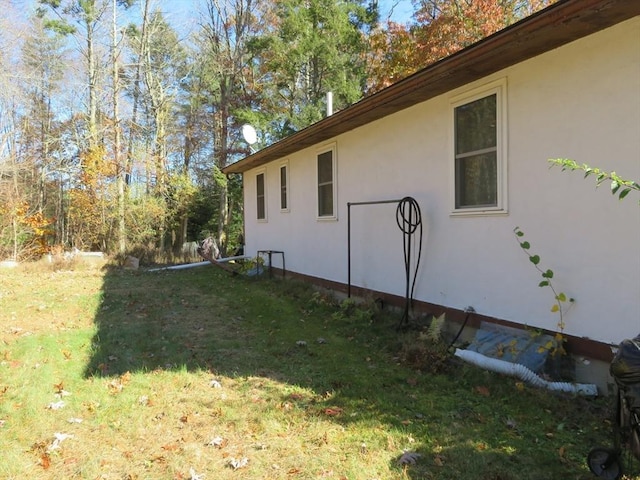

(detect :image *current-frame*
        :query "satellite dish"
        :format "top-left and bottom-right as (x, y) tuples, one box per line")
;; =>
(241, 124), (258, 145)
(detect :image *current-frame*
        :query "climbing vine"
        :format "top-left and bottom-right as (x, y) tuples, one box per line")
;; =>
(549, 159), (640, 203)
(513, 226), (574, 355)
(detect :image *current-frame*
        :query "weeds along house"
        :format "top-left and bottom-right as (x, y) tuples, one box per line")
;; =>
(223, 0), (640, 376)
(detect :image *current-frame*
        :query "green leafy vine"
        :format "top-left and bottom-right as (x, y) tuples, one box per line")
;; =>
(513, 227), (574, 355)
(548, 159), (640, 203)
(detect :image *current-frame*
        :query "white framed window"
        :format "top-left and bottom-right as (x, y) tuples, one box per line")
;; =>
(316, 144), (337, 219)
(256, 170), (267, 221)
(279, 161), (289, 212)
(450, 79), (508, 215)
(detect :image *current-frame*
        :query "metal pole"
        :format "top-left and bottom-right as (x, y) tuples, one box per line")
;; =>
(347, 202), (351, 298)
(348, 199), (402, 207)
(347, 199), (402, 299)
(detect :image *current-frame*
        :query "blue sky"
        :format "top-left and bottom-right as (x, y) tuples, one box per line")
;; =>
(10, 0), (415, 26)
(159, 0), (415, 31)
(381, 0), (414, 23)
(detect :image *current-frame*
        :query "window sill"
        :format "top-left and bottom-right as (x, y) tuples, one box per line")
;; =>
(316, 215), (338, 222)
(450, 208), (508, 217)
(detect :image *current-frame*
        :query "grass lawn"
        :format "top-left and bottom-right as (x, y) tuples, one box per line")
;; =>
(0, 259), (637, 479)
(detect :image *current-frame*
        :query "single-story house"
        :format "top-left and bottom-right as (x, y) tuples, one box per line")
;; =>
(223, 0), (640, 386)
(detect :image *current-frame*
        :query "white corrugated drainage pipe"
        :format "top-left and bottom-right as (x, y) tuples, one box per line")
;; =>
(148, 255), (251, 272)
(454, 348), (598, 396)
(148, 261), (210, 272)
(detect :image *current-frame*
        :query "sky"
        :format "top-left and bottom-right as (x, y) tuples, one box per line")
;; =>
(381, 0), (414, 23)
(156, 0), (416, 33)
(6, 0), (415, 28)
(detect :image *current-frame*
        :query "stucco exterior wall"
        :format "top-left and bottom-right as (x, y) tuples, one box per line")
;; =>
(242, 17), (640, 346)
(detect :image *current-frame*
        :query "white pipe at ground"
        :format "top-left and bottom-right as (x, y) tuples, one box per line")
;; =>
(147, 255), (250, 272)
(454, 348), (598, 396)
(148, 261), (210, 272)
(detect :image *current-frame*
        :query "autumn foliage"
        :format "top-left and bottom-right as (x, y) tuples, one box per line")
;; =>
(0, 201), (55, 260)
(366, 0), (555, 93)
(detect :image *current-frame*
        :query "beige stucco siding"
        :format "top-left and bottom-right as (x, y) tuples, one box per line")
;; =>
(242, 17), (640, 345)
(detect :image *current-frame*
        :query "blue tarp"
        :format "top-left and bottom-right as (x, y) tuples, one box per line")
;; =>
(466, 322), (556, 373)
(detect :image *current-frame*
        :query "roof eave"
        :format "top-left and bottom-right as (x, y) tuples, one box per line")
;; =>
(223, 0), (640, 175)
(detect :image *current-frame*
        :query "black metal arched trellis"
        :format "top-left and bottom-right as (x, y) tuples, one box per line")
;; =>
(347, 197), (423, 328)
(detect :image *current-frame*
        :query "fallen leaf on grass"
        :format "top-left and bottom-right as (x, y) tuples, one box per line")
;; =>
(49, 433), (73, 452)
(474, 442), (488, 451)
(398, 451), (421, 465)
(559, 446), (570, 463)
(83, 401), (100, 413)
(189, 467), (205, 480)
(149, 454), (166, 464)
(474, 385), (491, 397)
(47, 400), (65, 410)
(229, 457), (249, 470)
(206, 436), (226, 448)
(323, 407), (343, 417)
(107, 380), (123, 394)
(107, 372), (132, 395)
(40, 453), (51, 470)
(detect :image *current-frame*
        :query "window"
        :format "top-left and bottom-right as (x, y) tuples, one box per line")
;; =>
(317, 146), (336, 218)
(452, 80), (507, 214)
(280, 163), (289, 211)
(256, 171), (266, 220)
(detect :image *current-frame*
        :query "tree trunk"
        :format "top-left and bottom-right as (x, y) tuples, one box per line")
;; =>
(213, 99), (230, 256)
(86, 18), (98, 149)
(113, 0), (126, 254)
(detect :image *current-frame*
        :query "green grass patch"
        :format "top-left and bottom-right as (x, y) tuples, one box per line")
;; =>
(0, 263), (637, 479)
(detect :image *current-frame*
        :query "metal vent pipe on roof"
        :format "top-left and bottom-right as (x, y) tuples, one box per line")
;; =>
(326, 92), (333, 116)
